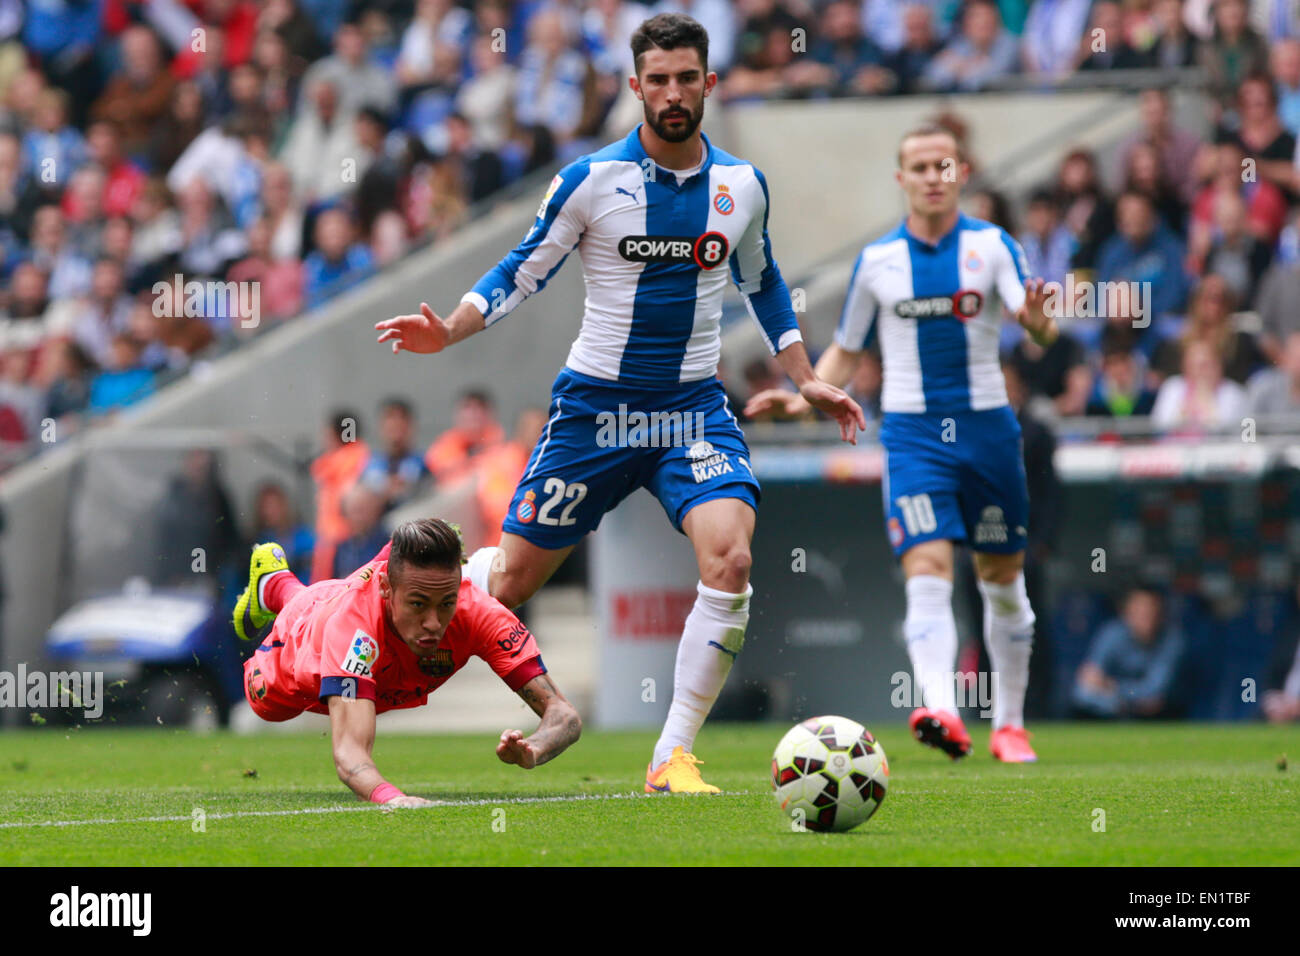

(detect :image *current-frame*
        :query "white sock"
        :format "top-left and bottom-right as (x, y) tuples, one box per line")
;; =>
(257, 569), (288, 609)
(977, 573), (1035, 730)
(652, 581), (752, 768)
(465, 546), (503, 595)
(904, 575), (959, 716)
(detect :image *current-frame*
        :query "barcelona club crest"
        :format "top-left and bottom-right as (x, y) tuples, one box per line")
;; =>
(418, 648), (455, 676)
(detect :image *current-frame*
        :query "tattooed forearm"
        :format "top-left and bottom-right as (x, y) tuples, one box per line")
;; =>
(516, 674), (581, 766)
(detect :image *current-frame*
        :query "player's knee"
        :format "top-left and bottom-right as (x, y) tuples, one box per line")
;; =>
(490, 571), (538, 611)
(977, 573), (1035, 632)
(700, 545), (751, 593)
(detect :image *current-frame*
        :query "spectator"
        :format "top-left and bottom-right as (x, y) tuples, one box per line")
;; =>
(250, 480), (315, 572)
(514, 8), (596, 155)
(1220, 73), (1297, 201)
(1009, 329), (1092, 416)
(967, 186), (1014, 231)
(395, 0), (469, 94)
(1148, 0), (1198, 69)
(3, 261), (51, 324)
(152, 448), (240, 588)
(473, 407), (548, 548)
(1246, 329), (1300, 417)
(1151, 337), (1249, 428)
(1096, 191), (1190, 324)
(1270, 37), (1300, 136)
(1075, 0), (1152, 71)
(1255, 209), (1300, 358)
(1020, 0), (1091, 81)
(63, 257), (133, 369)
(1152, 274), (1265, 384)
(21, 0), (103, 125)
(257, 162), (305, 261)
(28, 203), (92, 299)
(439, 111), (504, 205)
(86, 120), (146, 219)
(87, 332), (154, 416)
(0, 344), (39, 444)
(310, 408), (370, 582)
(1085, 329), (1158, 417)
(1118, 88), (1203, 206)
(1196, 0), (1269, 116)
(278, 78), (363, 202)
(369, 208), (409, 267)
(39, 338), (94, 426)
(920, 0), (1018, 93)
(90, 26), (177, 159)
(300, 22), (397, 119)
(128, 178), (184, 283)
(1073, 587), (1185, 719)
(1053, 148), (1115, 271)
(20, 88), (86, 194)
(225, 215), (304, 322)
(260, 0), (328, 68)
(331, 481), (391, 578)
(1189, 139), (1288, 248)
(302, 206), (375, 309)
(1018, 188), (1075, 289)
(456, 32), (517, 154)
(147, 81), (207, 174)
(1195, 190), (1271, 302)
(1121, 139), (1187, 236)
(794, 0), (893, 97)
(656, 0), (737, 74)
(361, 396), (428, 511)
(884, 4), (944, 94)
(425, 388), (504, 486)
(721, 0), (807, 102)
(175, 178), (248, 285)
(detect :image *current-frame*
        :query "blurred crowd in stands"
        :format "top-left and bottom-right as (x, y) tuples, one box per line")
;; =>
(4, 0), (1300, 475)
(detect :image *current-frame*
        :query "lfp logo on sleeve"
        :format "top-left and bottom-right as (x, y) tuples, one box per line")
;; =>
(342, 631), (380, 677)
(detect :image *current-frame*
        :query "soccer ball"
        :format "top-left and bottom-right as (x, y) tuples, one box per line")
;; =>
(772, 715), (889, 832)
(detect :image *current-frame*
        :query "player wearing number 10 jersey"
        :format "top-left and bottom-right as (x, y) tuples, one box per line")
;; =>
(374, 14), (864, 793)
(748, 124), (1059, 763)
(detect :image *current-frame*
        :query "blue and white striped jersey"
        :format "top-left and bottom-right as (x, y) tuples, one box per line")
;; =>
(835, 212), (1031, 414)
(462, 125), (802, 388)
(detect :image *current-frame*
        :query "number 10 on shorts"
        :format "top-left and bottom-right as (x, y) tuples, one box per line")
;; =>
(895, 494), (937, 536)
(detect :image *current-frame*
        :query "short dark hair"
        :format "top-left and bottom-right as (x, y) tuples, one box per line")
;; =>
(381, 396), (413, 418)
(388, 518), (464, 583)
(458, 388), (494, 409)
(897, 123), (963, 166)
(630, 13), (709, 76)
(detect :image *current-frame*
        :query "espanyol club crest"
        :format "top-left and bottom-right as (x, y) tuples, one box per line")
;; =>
(713, 184), (734, 215)
(516, 489), (537, 523)
(887, 517), (905, 549)
(964, 250), (983, 272)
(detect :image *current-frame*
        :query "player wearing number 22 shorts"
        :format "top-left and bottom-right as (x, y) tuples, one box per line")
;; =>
(374, 17), (864, 793)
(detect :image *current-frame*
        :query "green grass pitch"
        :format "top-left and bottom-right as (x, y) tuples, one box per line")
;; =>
(0, 723), (1295, 865)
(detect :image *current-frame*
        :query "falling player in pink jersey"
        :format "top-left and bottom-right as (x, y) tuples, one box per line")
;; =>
(233, 517), (581, 807)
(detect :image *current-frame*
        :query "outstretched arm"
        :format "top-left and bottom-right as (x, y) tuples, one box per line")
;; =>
(375, 300), (486, 355)
(329, 695), (433, 807)
(496, 673), (582, 769)
(772, 341), (867, 444)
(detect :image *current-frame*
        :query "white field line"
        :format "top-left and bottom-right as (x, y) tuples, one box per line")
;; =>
(0, 789), (755, 830)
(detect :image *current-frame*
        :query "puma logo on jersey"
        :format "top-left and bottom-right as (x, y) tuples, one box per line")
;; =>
(614, 185), (642, 203)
